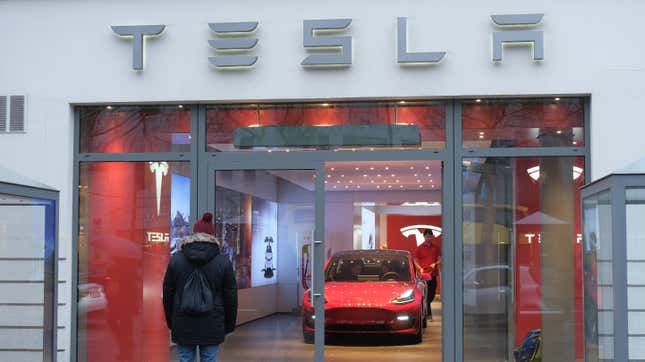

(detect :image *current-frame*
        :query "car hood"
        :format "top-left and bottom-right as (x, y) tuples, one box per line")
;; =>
(325, 281), (416, 308)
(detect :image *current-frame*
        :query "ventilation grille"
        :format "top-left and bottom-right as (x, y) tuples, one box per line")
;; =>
(0, 96), (6, 131)
(9, 95), (25, 132)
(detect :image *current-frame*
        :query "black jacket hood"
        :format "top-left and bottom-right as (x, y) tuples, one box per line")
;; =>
(179, 233), (221, 265)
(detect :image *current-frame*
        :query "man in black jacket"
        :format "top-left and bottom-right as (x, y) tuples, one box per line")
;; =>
(163, 229), (238, 362)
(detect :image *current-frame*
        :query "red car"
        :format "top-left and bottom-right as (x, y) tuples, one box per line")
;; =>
(302, 250), (428, 344)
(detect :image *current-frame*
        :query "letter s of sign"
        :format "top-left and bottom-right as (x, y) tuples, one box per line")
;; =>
(301, 19), (352, 67)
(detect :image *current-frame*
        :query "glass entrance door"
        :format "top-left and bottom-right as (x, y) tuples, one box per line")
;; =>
(204, 155), (325, 362)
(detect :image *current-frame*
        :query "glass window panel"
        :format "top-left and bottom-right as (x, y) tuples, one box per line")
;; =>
(462, 157), (585, 361)
(628, 262), (645, 285)
(77, 161), (191, 361)
(206, 101), (445, 151)
(79, 105), (191, 153)
(462, 98), (584, 148)
(0, 193), (56, 362)
(629, 337), (645, 360)
(629, 312), (645, 334)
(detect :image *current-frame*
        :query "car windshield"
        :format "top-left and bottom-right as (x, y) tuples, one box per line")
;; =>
(325, 253), (411, 282)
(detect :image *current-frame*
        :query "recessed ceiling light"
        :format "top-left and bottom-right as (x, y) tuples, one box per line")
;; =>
(400, 185), (404, 188)
(573, 141), (578, 145)
(428, 173), (432, 177)
(410, 166), (414, 170)
(377, 186), (380, 189)
(479, 135), (485, 139)
(267, 149), (272, 153)
(417, 180), (421, 183)
(385, 167), (389, 170)
(370, 167), (374, 170)
(178, 104), (184, 109)
(414, 173), (418, 177)
(370, 180), (374, 183)
(557, 130), (562, 134)
(341, 174), (345, 178)
(555, 97), (560, 101)
(357, 185), (361, 189)
(285, 149), (290, 152)
(377, 174), (382, 177)
(106, 105), (113, 110)
(363, 174), (368, 177)
(391, 174), (395, 177)
(399, 101), (406, 104)
(419, 185), (423, 188)
(333, 185), (337, 189)
(431, 185), (435, 188)
(345, 185), (349, 189)
(327, 174), (331, 178)
(330, 168), (335, 171)
(322, 103), (330, 107)
(349, 180), (353, 183)
(355, 167), (360, 171)
(479, 131), (485, 135)
(337, 181), (340, 183)
(324, 181), (328, 184)
(388, 185), (392, 188)
(425, 166), (430, 170)
(476, 99), (482, 103)
(396, 180), (400, 183)
(352, 148), (356, 152)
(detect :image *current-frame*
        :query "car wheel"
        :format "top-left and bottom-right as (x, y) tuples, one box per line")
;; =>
(303, 332), (314, 344)
(410, 315), (423, 344)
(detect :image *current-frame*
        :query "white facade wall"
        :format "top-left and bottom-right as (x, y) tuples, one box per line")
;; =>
(2, 0), (645, 360)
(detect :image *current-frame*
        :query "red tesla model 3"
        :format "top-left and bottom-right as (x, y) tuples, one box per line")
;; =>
(302, 250), (428, 344)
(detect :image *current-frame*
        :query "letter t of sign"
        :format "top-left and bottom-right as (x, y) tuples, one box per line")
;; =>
(111, 25), (166, 70)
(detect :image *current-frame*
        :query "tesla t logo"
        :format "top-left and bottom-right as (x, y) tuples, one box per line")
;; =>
(400, 225), (442, 246)
(149, 162), (168, 216)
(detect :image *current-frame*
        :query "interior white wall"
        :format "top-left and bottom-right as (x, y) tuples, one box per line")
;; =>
(2, 1), (645, 360)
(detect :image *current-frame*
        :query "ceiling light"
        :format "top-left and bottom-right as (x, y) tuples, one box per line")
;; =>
(352, 148), (356, 152)
(357, 185), (361, 189)
(330, 168), (335, 171)
(388, 185), (392, 188)
(341, 174), (345, 178)
(391, 174), (396, 177)
(267, 149), (272, 153)
(349, 180), (353, 183)
(410, 166), (414, 170)
(106, 105), (113, 110)
(417, 180), (421, 183)
(327, 174), (331, 178)
(370, 180), (374, 183)
(285, 149), (290, 152)
(370, 167), (374, 170)
(345, 185), (349, 189)
(425, 166), (430, 170)
(370, 147), (375, 151)
(399, 101), (406, 104)
(324, 181), (328, 184)
(573, 141), (578, 145)
(428, 174), (432, 177)
(414, 174), (418, 177)
(527, 165), (584, 181)
(419, 185), (423, 188)
(555, 97), (560, 101)
(363, 174), (368, 177)
(400, 185), (404, 188)
(333, 185), (337, 189)
(431, 185), (435, 188)
(479, 131), (485, 135)
(322, 103), (330, 107)
(556, 130), (562, 134)
(475, 99), (482, 103)
(396, 180), (400, 183)
(336, 180), (340, 183)
(479, 135), (485, 139)
(178, 104), (184, 109)
(377, 185), (381, 189)
(385, 167), (389, 170)
(377, 174), (382, 177)
(355, 167), (360, 171)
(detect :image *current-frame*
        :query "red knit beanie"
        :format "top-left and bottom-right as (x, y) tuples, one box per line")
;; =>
(193, 212), (215, 236)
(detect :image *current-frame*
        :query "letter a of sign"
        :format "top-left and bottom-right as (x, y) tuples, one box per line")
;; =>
(111, 25), (165, 70)
(491, 14), (544, 62)
(302, 19), (352, 67)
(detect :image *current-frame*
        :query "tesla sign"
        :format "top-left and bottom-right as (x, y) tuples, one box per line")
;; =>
(111, 13), (544, 71)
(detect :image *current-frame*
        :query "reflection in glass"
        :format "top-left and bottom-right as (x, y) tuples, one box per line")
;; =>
(583, 190), (613, 361)
(462, 157), (584, 361)
(462, 98), (584, 148)
(79, 105), (191, 153)
(77, 162), (191, 362)
(206, 101), (446, 152)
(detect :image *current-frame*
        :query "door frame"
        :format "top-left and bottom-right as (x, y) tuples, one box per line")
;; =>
(202, 148), (453, 362)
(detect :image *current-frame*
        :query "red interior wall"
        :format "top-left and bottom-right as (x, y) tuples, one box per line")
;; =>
(386, 214), (442, 290)
(86, 162), (170, 362)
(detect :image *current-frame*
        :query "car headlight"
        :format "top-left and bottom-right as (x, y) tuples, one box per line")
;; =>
(391, 289), (415, 305)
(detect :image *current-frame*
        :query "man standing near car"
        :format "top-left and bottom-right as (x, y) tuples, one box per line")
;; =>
(163, 212), (238, 362)
(414, 229), (441, 321)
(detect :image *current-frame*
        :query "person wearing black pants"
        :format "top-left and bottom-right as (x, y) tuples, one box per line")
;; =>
(414, 229), (441, 321)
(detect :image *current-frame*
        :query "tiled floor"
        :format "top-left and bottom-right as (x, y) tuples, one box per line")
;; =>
(212, 303), (443, 362)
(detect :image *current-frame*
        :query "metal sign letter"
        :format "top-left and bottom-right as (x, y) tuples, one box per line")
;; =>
(491, 14), (544, 62)
(111, 25), (165, 70)
(302, 19), (352, 67)
(397, 17), (445, 65)
(208, 21), (259, 69)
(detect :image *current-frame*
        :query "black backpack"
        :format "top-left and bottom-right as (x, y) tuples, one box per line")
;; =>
(179, 257), (215, 316)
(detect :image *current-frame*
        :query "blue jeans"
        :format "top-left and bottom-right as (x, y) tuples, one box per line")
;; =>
(177, 344), (219, 362)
